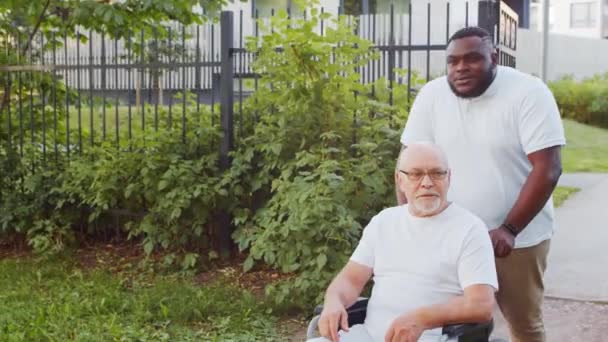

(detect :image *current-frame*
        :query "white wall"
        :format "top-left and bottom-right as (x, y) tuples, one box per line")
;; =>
(530, 0), (605, 39)
(516, 28), (608, 80)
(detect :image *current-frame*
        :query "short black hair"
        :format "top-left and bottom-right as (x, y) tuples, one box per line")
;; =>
(447, 26), (493, 45)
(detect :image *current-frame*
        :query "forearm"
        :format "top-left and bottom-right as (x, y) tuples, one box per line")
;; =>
(505, 163), (561, 233)
(413, 293), (494, 329)
(324, 275), (364, 309)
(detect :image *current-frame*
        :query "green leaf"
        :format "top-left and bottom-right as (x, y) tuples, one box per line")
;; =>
(158, 180), (169, 191)
(243, 257), (254, 272)
(316, 254), (327, 269)
(143, 241), (154, 255)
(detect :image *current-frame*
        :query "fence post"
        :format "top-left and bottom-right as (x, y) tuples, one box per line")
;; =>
(477, 0), (499, 44)
(218, 11), (234, 258)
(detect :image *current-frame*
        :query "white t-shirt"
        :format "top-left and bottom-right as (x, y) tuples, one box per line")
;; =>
(351, 204), (498, 342)
(400, 66), (566, 248)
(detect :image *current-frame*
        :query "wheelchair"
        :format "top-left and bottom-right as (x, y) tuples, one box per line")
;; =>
(306, 297), (505, 342)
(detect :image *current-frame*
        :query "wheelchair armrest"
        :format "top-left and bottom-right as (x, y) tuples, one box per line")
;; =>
(313, 297), (369, 326)
(442, 319), (494, 340)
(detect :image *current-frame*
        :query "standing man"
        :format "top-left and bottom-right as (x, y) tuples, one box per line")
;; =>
(398, 27), (565, 342)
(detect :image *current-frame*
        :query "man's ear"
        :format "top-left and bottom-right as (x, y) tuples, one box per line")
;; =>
(490, 48), (498, 66)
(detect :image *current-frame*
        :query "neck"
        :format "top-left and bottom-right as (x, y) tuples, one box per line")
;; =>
(407, 201), (451, 218)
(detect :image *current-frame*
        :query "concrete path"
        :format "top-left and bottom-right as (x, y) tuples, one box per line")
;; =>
(490, 173), (608, 340)
(543, 172), (608, 302)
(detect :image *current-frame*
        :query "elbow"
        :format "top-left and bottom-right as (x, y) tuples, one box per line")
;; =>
(476, 302), (494, 323)
(549, 164), (563, 187)
(467, 297), (494, 323)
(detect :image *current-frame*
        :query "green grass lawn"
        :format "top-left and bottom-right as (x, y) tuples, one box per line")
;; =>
(553, 186), (580, 208)
(562, 119), (608, 172)
(0, 255), (284, 341)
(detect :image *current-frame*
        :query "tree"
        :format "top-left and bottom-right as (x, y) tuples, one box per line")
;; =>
(0, 0), (232, 114)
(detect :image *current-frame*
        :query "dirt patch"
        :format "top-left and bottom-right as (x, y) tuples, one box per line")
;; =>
(76, 242), (144, 272)
(194, 262), (293, 297)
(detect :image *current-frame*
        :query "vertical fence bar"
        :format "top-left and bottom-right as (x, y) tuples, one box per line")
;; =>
(101, 32), (107, 140)
(5, 33), (12, 151)
(17, 32), (23, 157)
(407, 3), (412, 105)
(76, 32), (82, 154)
(321, 7), (325, 35)
(389, 4), (395, 106)
(28, 37), (34, 159)
(239, 9), (243, 138)
(52, 32), (58, 161)
(446, 2), (450, 43)
(196, 25), (201, 113)
(446, 2), (450, 76)
(366, 12), (371, 86)
(114, 36), (119, 147)
(182, 25), (187, 143)
(426, 2), (431, 82)
(168, 27), (173, 129)
(211, 23), (215, 123)
(254, 9), (259, 122)
(127, 30), (132, 143)
(466, 2), (469, 27)
(153, 28), (159, 131)
(64, 32), (70, 159)
(40, 33), (46, 161)
(140, 29), (145, 132)
(6, 72), (12, 150)
(372, 13), (376, 95)
(219, 11), (235, 257)
(89, 30), (94, 147)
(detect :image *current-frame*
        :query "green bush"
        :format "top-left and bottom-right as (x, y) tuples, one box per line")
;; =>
(0, 1), (421, 304)
(550, 73), (608, 129)
(228, 4), (417, 306)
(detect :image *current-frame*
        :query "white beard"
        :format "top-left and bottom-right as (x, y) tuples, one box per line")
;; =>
(412, 197), (442, 217)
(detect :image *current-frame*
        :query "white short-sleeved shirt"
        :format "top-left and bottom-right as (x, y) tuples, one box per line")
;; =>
(400, 66), (566, 248)
(351, 204), (498, 342)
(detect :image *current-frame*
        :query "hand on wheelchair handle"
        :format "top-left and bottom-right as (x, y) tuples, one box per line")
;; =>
(318, 299), (350, 342)
(489, 226), (515, 258)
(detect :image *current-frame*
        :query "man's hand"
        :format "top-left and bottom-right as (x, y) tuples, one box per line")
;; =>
(318, 298), (349, 342)
(384, 312), (427, 342)
(489, 226), (515, 258)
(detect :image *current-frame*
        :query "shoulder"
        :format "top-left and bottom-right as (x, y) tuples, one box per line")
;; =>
(417, 76), (450, 97)
(366, 206), (408, 231)
(372, 206), (407, 225)
(445, 204), (488, 234)
(497, 66), (550, 96)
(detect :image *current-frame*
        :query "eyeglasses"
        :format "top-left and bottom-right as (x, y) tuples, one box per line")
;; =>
(399, 169), (448, 182)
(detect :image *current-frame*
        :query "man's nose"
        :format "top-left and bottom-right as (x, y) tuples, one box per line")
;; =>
(420, 174), (434, 187)
(455, 60), (469, 72)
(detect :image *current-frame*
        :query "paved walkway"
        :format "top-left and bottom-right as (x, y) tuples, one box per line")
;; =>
(544, 172), (608, 302)
(491, 173), (608, 340)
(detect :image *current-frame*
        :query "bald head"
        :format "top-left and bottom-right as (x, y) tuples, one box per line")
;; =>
(396, 143), (451, 217)
(398, 143), (449, 171)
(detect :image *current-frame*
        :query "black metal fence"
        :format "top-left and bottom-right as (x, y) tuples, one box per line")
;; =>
(1, 1), (518, 163)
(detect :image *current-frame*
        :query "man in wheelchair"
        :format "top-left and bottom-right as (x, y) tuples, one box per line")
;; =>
(307, 144), (498, 342)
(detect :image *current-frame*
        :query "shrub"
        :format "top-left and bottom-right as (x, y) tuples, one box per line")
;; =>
(550, 73), (608, 129)
(229, 2), (417, 306)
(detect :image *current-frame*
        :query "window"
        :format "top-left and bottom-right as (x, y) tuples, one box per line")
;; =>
(530, 5), (539, 31)
(343, 0), (410, 15)
(253, 0), (303, 18)
(570, 2), (597, 28)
